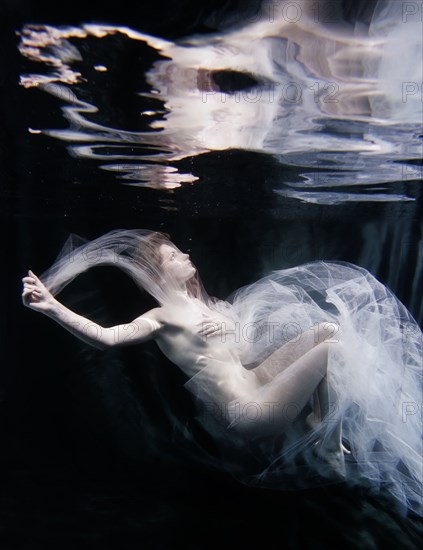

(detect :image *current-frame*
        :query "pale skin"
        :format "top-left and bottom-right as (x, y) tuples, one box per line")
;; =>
(22, 243), (349, 473)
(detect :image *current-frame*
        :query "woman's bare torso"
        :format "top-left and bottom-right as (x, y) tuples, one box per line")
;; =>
(152, 295), (258, 400)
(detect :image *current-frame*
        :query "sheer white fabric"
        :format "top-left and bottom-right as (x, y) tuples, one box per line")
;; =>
(40, 229), (211, 306)
(40, 230), (423, 516)
(186, 262), (423, 515)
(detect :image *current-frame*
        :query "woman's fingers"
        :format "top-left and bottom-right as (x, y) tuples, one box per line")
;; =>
(22, 288), (39, 298)
(199, 322), (214, 333)
(22, 290), (34, 305)
(22, 288), (43, 307)
(22, 284), (36, 293)
(22, 282), (43, 302)
(23, 273), (46, 293)
(199, 323), (221, 337)
(23, 284), (37, 292)
(27, 271), (43, 286)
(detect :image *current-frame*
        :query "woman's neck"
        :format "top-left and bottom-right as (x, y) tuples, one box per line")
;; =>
(176, 288), (189, 298)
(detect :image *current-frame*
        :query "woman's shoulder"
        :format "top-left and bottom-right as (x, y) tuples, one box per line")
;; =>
(145, 304), (182, 326)
(143, 306), (164, 321)
(132, 306), (164, 328)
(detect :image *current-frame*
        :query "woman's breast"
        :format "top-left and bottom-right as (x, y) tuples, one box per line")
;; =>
(155, 300), (252, 381)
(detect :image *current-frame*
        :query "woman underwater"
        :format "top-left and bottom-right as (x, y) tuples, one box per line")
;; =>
(21, 229), (422, 516)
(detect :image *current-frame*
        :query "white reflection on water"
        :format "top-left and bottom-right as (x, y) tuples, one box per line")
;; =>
(18, 0), (422, 203)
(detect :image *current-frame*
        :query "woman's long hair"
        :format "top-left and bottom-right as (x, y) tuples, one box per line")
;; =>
(39, 228), (212, 307)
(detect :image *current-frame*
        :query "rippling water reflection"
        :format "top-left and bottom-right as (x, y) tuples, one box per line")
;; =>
(18, 0), (422, 203)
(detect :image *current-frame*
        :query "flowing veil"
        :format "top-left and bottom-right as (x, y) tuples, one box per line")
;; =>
(39, 228), (211, 306)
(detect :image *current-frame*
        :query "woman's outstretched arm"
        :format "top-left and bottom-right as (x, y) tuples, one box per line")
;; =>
(22, 270), (161, 350)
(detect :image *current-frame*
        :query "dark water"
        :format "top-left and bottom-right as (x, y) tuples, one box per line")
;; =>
(2, 1), (423, 548)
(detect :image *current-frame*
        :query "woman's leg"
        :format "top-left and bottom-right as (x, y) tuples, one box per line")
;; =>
(252, 322), (343, 443)
(314, 375), (350, 456)
(236, 326), (347, 470)
(233, 342), (330, 437)
(252, 322), (337, 384)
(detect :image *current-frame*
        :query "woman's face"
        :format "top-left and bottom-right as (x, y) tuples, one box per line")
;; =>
(158, 243), (196, 284)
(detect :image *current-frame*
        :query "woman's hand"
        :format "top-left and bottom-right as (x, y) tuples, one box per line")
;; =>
(22, 270), (56, 313)
(198, 316), (225, 340)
